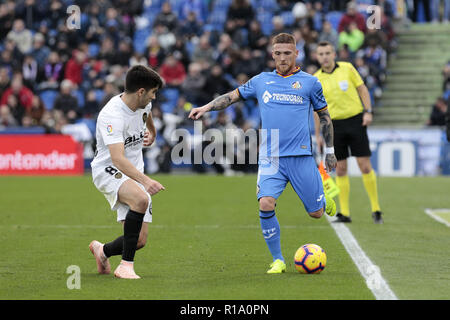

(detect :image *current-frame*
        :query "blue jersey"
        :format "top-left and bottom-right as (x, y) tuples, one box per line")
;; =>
(237, 67), (328, 157)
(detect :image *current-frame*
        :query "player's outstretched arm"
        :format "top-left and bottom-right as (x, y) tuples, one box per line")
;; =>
(188, 89), (241, 120)
(316, 108), (337, 172)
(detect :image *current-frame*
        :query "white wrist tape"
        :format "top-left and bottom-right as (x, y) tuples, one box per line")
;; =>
(325, 147), (335, 154)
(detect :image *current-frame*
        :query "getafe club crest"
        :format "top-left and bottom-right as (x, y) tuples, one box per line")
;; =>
(291, 81), (301, 89)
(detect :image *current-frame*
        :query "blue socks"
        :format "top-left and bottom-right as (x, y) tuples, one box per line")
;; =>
(259, 210), (284, 262)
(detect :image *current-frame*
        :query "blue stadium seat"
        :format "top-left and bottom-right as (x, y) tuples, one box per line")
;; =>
(73, 89), (85, 108)
(208, 9), (227, 31)
(160, 88), (180, 113)
(94, 89), (104, 103)
(133, 28), (150, 54)
(39, 90), (58, 110)
(257, 11), (274, 35)
(325, 11), (343, 31)
(280, 11), (295, 27)
(260, 0), (278, 11)
(88, 44), (100, 57)
(313, 11), (323, 31)
(213, 0), (231, 10)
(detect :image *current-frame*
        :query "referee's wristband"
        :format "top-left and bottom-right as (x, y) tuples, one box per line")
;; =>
(364, 109), (373, 114)
(325, 147), (335, 154)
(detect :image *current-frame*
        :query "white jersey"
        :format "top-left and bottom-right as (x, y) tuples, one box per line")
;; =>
(91, 94), (152, 172)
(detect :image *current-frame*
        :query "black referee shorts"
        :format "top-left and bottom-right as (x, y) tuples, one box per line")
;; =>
(332, 113), (371, 161)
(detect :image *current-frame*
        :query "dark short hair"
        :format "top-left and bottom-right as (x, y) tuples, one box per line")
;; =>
(124, 65), (164, 93)
(317, 41), (335, 50)
(272, 33), (296, 46)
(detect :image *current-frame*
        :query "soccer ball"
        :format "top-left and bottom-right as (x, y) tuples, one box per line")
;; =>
(294, 244), (327, 274)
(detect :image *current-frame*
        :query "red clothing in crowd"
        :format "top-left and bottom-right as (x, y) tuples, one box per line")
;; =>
(159, 61), (186, 86)
(64, 57), (84, 85)
(338, 12), (367, 33)
(0, 86), (34, 110)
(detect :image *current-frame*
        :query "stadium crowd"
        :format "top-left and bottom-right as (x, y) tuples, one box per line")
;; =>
(0, 0), (401, 172)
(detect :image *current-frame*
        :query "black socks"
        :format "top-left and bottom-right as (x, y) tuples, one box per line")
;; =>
(103, 235), (124, 258)
(122, 209), (144, 262)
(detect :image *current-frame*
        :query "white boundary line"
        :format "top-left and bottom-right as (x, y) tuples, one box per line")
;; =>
(326, 215), (398, 300)
(424, 208), (450, 227)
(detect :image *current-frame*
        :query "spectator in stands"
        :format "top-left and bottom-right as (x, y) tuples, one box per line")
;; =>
(170, 38), (191, 70)
(247, 20), (269, 52)
(0, 67), (10, 98)
(129, 52), (148, 67)
(114, 39), (133, 66)
(0, 104), (17, 127)
(53, 79), (79, 123)
(1, 73), (33, 116)
(0, 2), (15, 42)
(427, 97), (448, 126)
(181, 62), (208, 106)
(191, 34), (215, 68)
(299, 23), (318, 47)
(318, 21), (339, 50)
(47, 0), (66, 29)
(29, 94), (45, 125)
(179, 0), (207, 24)
(83, 89), (100, 118)
(144, 36), (166, 69)
(159, 54), (186, 88)
(154, 2), (178, 32)
(21, 55), (39, 89)
(2, 38), (24, 72)
(232, 47), (262, 78)
(7, 19), (33, 54)
(100, 81), (120, 107)
(31, 33), (50, 68)
(271, 16), (288, 36)
(204, 64), (233, 102)
(338, 21), (365, 53)
(38, 51), (63, 91)
(293, 30), (306, 66)
(64, 50), (87, 87)
(362, 38), (387, 89)
(363, 27), (388, 51)
(153, 22), (176, 51)
(227, 0), (255, 31)
(338, 1), (366, 34)
(376, 0), (394, 18)
(97, 37), (116, 66)
(178, 11), (203, 39)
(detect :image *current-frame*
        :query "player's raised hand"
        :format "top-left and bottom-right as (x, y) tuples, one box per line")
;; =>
(188, 106), (208, 120)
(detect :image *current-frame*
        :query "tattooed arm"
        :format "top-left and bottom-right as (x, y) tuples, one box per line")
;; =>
(316, 107), (337, 172)
(188, 89), (241, 120)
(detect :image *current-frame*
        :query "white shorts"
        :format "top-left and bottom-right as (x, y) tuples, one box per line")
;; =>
(92, 166), (152, 223)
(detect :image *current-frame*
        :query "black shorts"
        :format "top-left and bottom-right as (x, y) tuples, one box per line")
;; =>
(332, 113), (371, 161)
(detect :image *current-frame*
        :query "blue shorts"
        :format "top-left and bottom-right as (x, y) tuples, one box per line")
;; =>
(257, 155), (325, 213)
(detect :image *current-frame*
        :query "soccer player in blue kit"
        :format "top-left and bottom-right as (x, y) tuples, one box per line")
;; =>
(189, 33), (337, 274)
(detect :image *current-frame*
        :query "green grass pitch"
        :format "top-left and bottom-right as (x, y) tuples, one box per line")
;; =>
(0, 175), (449, 300)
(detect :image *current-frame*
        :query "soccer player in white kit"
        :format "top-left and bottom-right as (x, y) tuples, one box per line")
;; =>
(89, 65), (165, 279)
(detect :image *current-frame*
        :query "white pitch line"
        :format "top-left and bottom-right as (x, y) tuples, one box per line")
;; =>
(424, 208), (450, 227)
(326, 215), (398, 300)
